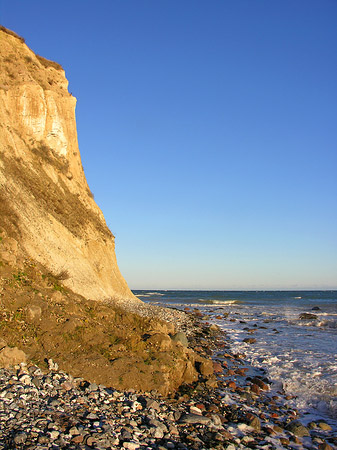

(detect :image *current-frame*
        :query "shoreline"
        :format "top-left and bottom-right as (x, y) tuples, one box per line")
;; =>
(0, 305), (336, 449)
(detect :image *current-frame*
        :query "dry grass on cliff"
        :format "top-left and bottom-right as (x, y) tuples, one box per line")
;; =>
(2, 147), (112, 241)
(36, 54), (63, 71)
(0, 191), (21, 238)
(0, 26), (25, 43)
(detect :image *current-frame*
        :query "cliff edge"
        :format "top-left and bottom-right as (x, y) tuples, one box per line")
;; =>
(0, 26), (138, 303)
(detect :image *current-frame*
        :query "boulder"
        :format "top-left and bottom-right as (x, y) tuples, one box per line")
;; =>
(299, 313), (317, 320)
(285, 420), (310, 437)
(171, 331), (188, 347)
(147, 333), (173, 351)
(0, 346), (27, 368)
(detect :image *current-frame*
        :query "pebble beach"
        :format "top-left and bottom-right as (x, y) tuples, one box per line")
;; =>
(1, 304), (336, 450)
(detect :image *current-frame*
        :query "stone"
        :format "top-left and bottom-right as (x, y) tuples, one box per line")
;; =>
(197, 359), (214, 377)
(212, 361), (223, 373)
(299, 313), (318, 320)
(171, 332), (188, 347)
(318, 422), (332, 431)
(26, 304), (42, 322)
(0, 346), (26, 368)
(318, 442), (333, 450)
(0, 251), (16, 265)
(243, 338), (256, 344)
(285, 420), (310, 437)
(245, 413), (261, 432)
(123, 443), (140, 450)
(13, 432), (27, 444)
(251, 377), (269, 390)
(209, 324), (221, 333)
(179, 413), (212, 425)
(147, 333), (173, 351)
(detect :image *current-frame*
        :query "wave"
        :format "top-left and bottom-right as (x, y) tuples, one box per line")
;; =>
(198, 299), (243, 305)
(146, 292), (165, 296)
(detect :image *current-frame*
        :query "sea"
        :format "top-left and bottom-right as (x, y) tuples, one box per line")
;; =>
(133, 290), (337, 427)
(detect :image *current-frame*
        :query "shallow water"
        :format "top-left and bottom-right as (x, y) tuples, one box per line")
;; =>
(134, 290), (337, 428)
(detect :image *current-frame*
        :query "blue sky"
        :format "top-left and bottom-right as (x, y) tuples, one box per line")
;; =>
(1, 0), (336, 289)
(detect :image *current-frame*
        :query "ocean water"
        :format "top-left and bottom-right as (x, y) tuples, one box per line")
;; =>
(134, 290), (337, 427)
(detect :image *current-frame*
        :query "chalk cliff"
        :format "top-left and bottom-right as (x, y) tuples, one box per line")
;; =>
(0, 27), (138, 303)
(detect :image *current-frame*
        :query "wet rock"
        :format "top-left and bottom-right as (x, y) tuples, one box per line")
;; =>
(285, 420), (310, 437)
(212, 361), (223, 373)
(250, 377), (269, 391)
(312, 306), (321, 311)
(318, 442), (333, 450)
(318, 422), (332, 431)
(243, 338), (256, 344)
(245, 413), (261, 432)
(299, 313), (318, 320)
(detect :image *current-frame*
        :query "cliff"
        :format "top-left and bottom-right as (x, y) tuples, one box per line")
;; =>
(0, 26), (138, 303)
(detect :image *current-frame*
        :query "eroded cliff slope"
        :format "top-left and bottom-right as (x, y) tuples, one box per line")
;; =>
(0, 26), (137, 303)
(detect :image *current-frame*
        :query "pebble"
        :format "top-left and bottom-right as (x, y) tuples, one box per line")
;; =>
(1, 310), (336, 450)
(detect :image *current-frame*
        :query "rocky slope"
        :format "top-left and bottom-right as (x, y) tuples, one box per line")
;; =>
(0, 26), (136, 303)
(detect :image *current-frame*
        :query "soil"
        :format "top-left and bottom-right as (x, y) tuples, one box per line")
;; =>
(0, 234), (215, 396)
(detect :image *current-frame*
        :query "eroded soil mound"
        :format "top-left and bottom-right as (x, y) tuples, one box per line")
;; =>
(0, 232), (214, 396)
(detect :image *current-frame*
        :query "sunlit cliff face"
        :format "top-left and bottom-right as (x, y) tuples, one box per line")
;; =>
(0, 27), (138, 303)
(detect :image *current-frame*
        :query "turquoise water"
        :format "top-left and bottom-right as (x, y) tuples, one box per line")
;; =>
(134, 290), (337, 426)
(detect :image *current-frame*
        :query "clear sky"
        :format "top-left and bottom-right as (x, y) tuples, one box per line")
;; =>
(1, 0), (336, 290)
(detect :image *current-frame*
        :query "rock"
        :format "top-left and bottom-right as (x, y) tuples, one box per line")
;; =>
(318, 442), (333, 450)
(0, 346), (26, 368)
(197, 358), (214, 377)
(147, 333), (173, 351)
(123, 443), (140, 450)
(312, 306), (321, 311)
(243, 338), (256, 344)
(250, 377), (269, 391)
(146, 398), (161, 411)
(47, 359), (58, 371)
(209, 324), (221, 333)
(0, 251), (16, 265)
(190, 405), (203, 415)
(13, 432), (27, 444)
(179, 413), (212, 425)
(299, 313), (318, 320)
(171, 332), (188, 347)
(318, 422), (332, 431)
(25, 304), (42, 322)
(245, 413), (261, 432)
(212, 361), (223, 373)
(285, 420), (310, 437)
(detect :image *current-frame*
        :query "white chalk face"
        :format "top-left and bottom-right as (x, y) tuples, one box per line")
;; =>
(17, 85), (68, 157)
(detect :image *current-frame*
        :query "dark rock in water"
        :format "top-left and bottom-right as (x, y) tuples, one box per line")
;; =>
(312, 306), (321, 311)
(285, 420), (310, 437)
(299, 313), (318, 320)
(243, 338), (256, 344)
